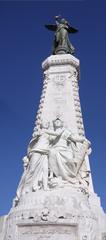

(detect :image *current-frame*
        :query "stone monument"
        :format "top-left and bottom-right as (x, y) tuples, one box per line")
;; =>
(1, 16), (106, 240)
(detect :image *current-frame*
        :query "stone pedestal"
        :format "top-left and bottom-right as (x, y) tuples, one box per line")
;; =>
(2, 55), (106, 240)
(3, 186), (106, 240)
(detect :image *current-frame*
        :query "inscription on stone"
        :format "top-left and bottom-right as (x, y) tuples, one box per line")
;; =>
(18, 224), (78, 240)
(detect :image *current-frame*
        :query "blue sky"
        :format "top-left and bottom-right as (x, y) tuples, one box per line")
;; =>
(0, 0), (106, 215)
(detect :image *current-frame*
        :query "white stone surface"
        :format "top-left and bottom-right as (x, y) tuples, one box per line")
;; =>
(4, 186), (106, 240)
(10, 54), (93, 204)
(18, 223), (78, 240)
(34, 54), (93, 192)
(2, 54), (106, 240)
(36, 54), (81, 135)
(0, 215), (7, 240)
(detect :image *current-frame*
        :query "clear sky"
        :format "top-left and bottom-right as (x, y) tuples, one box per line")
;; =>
(0, 0), (106, 216)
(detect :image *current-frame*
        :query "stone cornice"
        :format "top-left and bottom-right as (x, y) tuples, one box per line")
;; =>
(42, 54), (80, 75)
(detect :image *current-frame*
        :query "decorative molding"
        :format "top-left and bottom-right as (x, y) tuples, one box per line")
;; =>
(42, 54), (80, 78)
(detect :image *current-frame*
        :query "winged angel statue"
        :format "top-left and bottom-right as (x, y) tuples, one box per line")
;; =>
(45, 15), (78, 55)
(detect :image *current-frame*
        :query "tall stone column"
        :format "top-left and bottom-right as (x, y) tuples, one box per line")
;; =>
(34, 54), (93, 192)
(35, 54), (81, 135)
(2, 54), (106, 240)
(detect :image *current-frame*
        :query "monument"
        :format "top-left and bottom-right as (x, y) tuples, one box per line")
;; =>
(0, 16), (106, 240)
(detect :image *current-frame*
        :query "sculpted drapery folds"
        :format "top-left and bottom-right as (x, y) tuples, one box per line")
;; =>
(15, 118), (91, 203)
(48, 119), (91, 188)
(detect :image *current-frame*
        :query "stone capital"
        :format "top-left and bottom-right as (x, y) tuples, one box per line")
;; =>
(42, 54), (80, 79)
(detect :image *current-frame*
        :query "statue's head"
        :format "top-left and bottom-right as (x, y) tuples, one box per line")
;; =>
(53, 118), (63, 129)
(60, 18), (67, 24)
(41, 121), (50, 129)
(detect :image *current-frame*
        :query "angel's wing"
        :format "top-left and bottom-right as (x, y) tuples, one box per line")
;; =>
(45, 23), (78, 33)
(68, 25), (78, 33)
(45, 24), (57, 31)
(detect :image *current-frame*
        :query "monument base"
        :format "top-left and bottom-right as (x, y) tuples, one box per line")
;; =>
(1, 54), (106, 240)
(2, 186), (106, 240)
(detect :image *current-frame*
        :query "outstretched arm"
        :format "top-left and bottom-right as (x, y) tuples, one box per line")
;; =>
(68, 133), (86, 143)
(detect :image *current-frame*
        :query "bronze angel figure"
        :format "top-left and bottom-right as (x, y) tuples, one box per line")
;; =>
(45, 16), (78, 55)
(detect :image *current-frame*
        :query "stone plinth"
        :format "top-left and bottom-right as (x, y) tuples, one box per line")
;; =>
(4, 186), (106, 240)
(3, 186), (100, 240)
